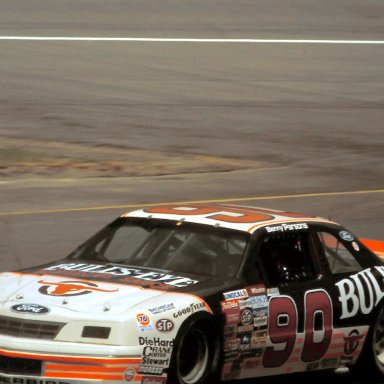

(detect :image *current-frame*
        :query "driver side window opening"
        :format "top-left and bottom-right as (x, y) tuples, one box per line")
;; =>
(258, 232), (317, 287)
(317, 232), (362, 274)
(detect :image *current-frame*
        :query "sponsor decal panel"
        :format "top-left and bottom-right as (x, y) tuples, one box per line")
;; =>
(220, 285), (270, 378)
(139, 337), (173, 367)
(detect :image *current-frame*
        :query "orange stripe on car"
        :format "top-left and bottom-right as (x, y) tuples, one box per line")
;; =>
(361, 239), (384, 257)
(45, 363), (128, 372)
(45, 372), (127, 380)
(0, 347), (141, 365)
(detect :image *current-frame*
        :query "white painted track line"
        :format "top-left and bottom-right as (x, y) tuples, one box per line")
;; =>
(0, 36), (384, 44)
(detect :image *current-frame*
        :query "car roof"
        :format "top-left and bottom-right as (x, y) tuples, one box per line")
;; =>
(122, 203), (335, 234)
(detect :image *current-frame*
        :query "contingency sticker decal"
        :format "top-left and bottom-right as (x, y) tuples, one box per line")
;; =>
(221, 285), (270, 380)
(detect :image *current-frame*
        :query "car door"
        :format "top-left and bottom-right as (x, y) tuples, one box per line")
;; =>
(253, 225), (336, 375)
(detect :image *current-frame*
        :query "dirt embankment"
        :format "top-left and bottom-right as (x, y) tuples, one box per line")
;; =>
(0, 137), (262, 179)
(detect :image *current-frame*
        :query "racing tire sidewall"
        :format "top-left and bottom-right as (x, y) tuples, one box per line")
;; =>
(168, 315), (220, 384)
(351, 305), (384, 380)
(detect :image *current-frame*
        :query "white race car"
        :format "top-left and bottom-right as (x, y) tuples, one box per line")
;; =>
(0, 204), (383, 384)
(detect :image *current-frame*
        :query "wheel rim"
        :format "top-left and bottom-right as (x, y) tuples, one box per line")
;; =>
(178, 328), (209, 384)
(374, 309), (384, 366)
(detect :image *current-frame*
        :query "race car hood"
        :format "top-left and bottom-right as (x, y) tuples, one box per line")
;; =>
(0, 260), (211, 316)
(0, 272), (170, 316)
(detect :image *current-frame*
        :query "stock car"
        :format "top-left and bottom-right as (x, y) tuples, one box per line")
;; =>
(0, 204), (384, 384)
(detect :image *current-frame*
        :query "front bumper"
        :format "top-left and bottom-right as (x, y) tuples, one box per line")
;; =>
(0, 336), (146, 384)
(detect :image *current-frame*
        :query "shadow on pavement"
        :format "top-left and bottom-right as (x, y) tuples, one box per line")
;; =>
(231, 369), (381, 384)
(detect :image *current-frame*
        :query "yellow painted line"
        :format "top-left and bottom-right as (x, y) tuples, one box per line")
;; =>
(0, 188), (383, 217)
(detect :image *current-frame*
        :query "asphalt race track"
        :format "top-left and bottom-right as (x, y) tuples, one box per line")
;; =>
(0, 1), (383, 383)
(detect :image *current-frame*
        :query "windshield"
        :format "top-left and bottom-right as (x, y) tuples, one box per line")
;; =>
(69, 218), (249, 277)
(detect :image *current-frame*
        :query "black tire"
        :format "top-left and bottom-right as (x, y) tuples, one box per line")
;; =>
(168, 315), (220, 384)
(351, 306), (384, 381)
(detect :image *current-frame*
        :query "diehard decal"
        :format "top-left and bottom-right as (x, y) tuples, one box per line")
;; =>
(139, 337), (173, 367)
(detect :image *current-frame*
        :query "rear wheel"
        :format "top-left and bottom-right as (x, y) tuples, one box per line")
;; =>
(169, 317), (220, 384)
(351, 306), (384, 380)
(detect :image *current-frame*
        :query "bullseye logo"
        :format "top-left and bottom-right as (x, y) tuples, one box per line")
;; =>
(38, 280), (118, 296)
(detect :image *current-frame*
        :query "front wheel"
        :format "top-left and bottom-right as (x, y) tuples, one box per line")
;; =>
(168, 317), (220, 384)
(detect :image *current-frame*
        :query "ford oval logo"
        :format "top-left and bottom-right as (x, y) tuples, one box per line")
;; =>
(11, 303), (50, 314)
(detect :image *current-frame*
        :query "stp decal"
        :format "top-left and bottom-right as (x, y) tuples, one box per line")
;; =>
(38, 280), (118, 296)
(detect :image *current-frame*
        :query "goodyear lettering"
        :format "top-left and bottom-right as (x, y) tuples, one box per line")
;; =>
(44, 263), (198, 288)
(173, 302), (206, 318)
(336, 267), (384, 319)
